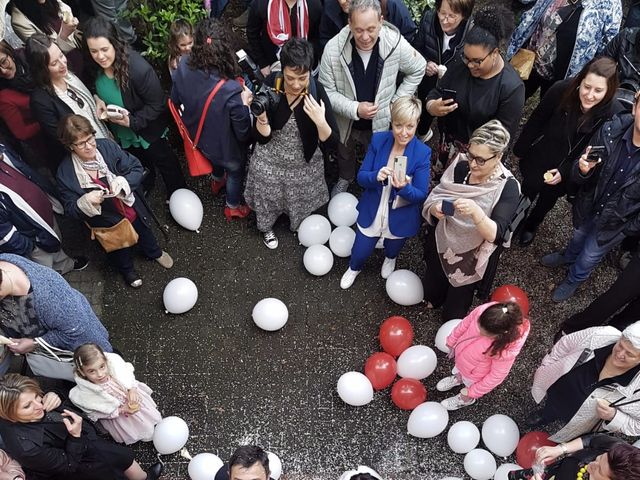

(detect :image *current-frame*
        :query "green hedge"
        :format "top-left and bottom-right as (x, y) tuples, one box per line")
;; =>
(404, 0), (435, 22)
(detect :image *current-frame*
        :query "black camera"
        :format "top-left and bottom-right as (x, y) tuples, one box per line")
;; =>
(236, 49), (280, 117)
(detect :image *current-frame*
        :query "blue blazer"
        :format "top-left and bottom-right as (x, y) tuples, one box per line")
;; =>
(356, 131), (431, 238)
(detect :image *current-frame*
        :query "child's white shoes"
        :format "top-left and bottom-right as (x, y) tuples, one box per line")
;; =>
(436, 375), (463, 392)
(441, 393), (476, 410)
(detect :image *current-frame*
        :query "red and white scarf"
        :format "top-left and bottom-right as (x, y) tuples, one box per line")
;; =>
(266, 0), (309, 48)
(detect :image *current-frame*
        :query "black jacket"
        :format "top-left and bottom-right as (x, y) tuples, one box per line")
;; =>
(246, 0), (323, 69)
(604, 27), (640, 91)
(571, 113), (640, 244)
(29, 86), (74, 161)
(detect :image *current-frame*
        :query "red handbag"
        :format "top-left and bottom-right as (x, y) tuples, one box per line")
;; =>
(167, 79), (226, 177)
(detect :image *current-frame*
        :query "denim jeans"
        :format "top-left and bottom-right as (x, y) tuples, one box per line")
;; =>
(212, 164), (245, 207)
(563, 219), (624, 284)
(349, 229), (407, 271)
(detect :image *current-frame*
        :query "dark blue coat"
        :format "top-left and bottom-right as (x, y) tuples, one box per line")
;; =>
(170, 60), (252, 170)
(356, 131), (431, 238)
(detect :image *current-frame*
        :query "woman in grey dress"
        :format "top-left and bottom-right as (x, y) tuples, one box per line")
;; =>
(244, 38), (338, 249)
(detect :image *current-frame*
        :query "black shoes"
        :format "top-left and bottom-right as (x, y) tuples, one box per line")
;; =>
(123, 270), (143, 288)
(73, 256), (89, 271)
(518, 228), (537, 247)
(146, 462), (163, 480)
(525, 408), (546, 427)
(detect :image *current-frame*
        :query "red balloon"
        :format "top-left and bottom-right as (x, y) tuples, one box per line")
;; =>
(516, 431), (556, 468)
(364, 352), (397, 390)
(379, 316), (414, 357)
(391, 378), (427, 410)
(491, 284), (530, 317)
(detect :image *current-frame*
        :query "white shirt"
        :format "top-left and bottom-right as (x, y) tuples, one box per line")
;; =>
(442, 32), (455, 53)
(356, 47), (373, 70)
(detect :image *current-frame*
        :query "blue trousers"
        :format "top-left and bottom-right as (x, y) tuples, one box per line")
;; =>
(563, 219), (624, 284)
(212, 164), (245, 208)
(349, 229), (406, 271)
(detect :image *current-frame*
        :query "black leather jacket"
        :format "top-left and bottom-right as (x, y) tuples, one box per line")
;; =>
(605, 27), (640, 91)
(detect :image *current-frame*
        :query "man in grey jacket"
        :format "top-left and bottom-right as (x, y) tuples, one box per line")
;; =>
(319, 0), (425, 197)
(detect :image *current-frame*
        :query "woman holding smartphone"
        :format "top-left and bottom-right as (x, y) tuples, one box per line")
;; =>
(340, 96), (431, 289)
(422, 120), (520, 321)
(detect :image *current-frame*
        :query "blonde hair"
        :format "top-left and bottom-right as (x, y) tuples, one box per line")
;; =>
(391, 96), (422, 125)
(73, 343), (107, 378)
(468, 119), (510, 156)
(0, 374), (43, 422)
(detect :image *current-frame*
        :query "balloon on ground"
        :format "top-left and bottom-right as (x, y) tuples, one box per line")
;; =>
(391, 378), (427, 410)
(266, 452), (282, 480)
(337, 371), (374, 406)
(327, 192), (358, 227)
(407, 402), (449, 438)
(463, 449), (497, 480)
(491, 284), (530, 317)
(252, 298), (289, 331)
(169, 188), (203, 232)
(303, 244), (334, 276)
(188, 453), (223, 480)
(397, 345), (437, 380)
(329, 226), (356, 257)
(385, 269), (424, 306)
(435, 319), (462, 353)
(153, 416), (189, 455)
(447, 421), (480, 454)
(516, 431), (556, 468)
(364, 352), (397, 390)
(379, 316), (414, 357)
(163, 278), (198, 314)
(494, 463), (523, 480)
(298, 214), (331, 247)
(481, 414), (520, 457)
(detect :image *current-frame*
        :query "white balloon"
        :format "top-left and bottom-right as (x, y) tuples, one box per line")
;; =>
(337, 371), (374, 406)
(481, 414), (520, 458)
(297, 214), (331, 247)
(327, 192), (359, 227)
(494, 463), (523, 480)
(385, 269), (424, 306)
(447, 421), (480, 454)
(252, 298), (289, 331)
(267, 451), (282, 480)
(303, 244), (334, 276)
(397, 345), (438, 380)
(435, 319), (462, 353)
(329, 226), (356, 258)
(188, 453), (223, 480)
(153, 416), (189, 455)
(463, 449), (497, 480)
(163, 278), (198, 314)
(169, 188), (203, 232)
(407, 402), (449, 438)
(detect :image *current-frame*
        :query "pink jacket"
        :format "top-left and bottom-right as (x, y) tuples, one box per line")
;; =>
(446, 302), (530, 399)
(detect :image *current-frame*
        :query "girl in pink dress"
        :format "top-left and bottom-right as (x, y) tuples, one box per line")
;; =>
(69, 343), (162, 445)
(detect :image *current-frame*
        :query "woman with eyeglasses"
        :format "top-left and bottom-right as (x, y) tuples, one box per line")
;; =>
(56, 114), (173, 288)
(425, 4), (524, 169)
(421, 120), (520, 322)
(26, 34), (110, 164)
(412, 0), (475, 142)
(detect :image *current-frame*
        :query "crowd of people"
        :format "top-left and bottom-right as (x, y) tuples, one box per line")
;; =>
(0, 0), (638, 477)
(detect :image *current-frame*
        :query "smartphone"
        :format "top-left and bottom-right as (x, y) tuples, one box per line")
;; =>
(586, 145), (605, 162)
(442, 199), (455, 216)
(393, 155), (407, 182)
(442, 88), (457, 102)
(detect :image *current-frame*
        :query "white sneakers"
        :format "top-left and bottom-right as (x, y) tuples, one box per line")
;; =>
(380, 257), (396, 279)
(263, 231), (278, 249)
(441, 394), (476, 411)
(340, 268), (360, 289)
(436, 375), (463, 392)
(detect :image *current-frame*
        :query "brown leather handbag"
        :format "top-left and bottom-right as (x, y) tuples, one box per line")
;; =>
(510, 48), (536, 80)
(87, 199), (139, 252)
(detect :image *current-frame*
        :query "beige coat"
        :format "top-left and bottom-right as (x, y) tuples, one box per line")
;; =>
(11, 0), (80, 52)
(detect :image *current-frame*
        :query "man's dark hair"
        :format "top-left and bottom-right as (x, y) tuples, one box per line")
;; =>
(350, 474), (378, 480)
(280, 38), (314, 74)
(228, 445), (270, 478)
(609, 443), (640, 480)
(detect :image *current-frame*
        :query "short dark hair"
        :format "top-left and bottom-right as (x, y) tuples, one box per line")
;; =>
(350, 474), (378, 480)
(608, 443), (640, 479)
(228, 446), (270, 478)
(465, 4), (514, 51)
(188, 18), (241, 79)
(435, 0), (474, 20)
(57, 114), (96, 149)
(280, 38), (314, 74)
(25, 33), (58, 95)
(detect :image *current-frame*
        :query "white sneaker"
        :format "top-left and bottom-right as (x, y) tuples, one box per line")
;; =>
(263, 231), (278, 249)
(441, 393), (476, 410)
(340, 268), (360, 289)
(436, 375), (463, 392)
(381, 257), (396, 279)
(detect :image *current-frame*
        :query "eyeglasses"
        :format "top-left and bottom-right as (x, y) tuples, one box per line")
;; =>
(67, 88), (85, 109)
(466, 152), (497, 166)
(72, 135), (96, 149)
(0, 55), (11, 70)
(437, 11), (460, 22)
(461, 50), (494, 67)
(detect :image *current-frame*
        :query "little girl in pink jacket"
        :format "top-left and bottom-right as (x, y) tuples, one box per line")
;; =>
(437, 301), (530, 410)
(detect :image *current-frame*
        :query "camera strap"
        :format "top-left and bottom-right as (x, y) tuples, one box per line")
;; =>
(194, 79), (227, 148)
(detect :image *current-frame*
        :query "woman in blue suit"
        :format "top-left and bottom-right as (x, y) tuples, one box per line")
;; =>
(340, 96), (431, 289)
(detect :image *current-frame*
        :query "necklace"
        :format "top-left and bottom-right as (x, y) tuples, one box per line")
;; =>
(576, 465), (588, 479)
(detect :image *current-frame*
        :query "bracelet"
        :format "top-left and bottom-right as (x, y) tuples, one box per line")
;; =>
(559, 443), (568, 457)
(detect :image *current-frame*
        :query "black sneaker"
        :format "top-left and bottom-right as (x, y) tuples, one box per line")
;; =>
(73, 256), (89, 271)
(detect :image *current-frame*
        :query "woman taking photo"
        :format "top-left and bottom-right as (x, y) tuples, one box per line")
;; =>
(340, 96), (430, 289)
(27, 34), (110, 163)
(422, 120), (520, 321)
(83, 17), (187, 199)
(426, 4), (524, 166)
(514, 56), (621, 247)
(244, 37), (338, 249)
(171, 18), (253, 221)
(0, 374), (163, 480)
(56, 114), (173, 288)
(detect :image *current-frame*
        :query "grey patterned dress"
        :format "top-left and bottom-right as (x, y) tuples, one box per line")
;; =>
(244, 115), (329, 232)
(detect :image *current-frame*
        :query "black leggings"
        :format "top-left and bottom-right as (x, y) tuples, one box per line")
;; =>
(127, 138), (186, 197)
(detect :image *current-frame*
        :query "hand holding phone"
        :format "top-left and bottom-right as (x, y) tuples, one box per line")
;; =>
(586, 145), (605, 163)
(442, 88), (457, 102)
(442, 199), (455, 216)
(393, 155), (407, 183)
